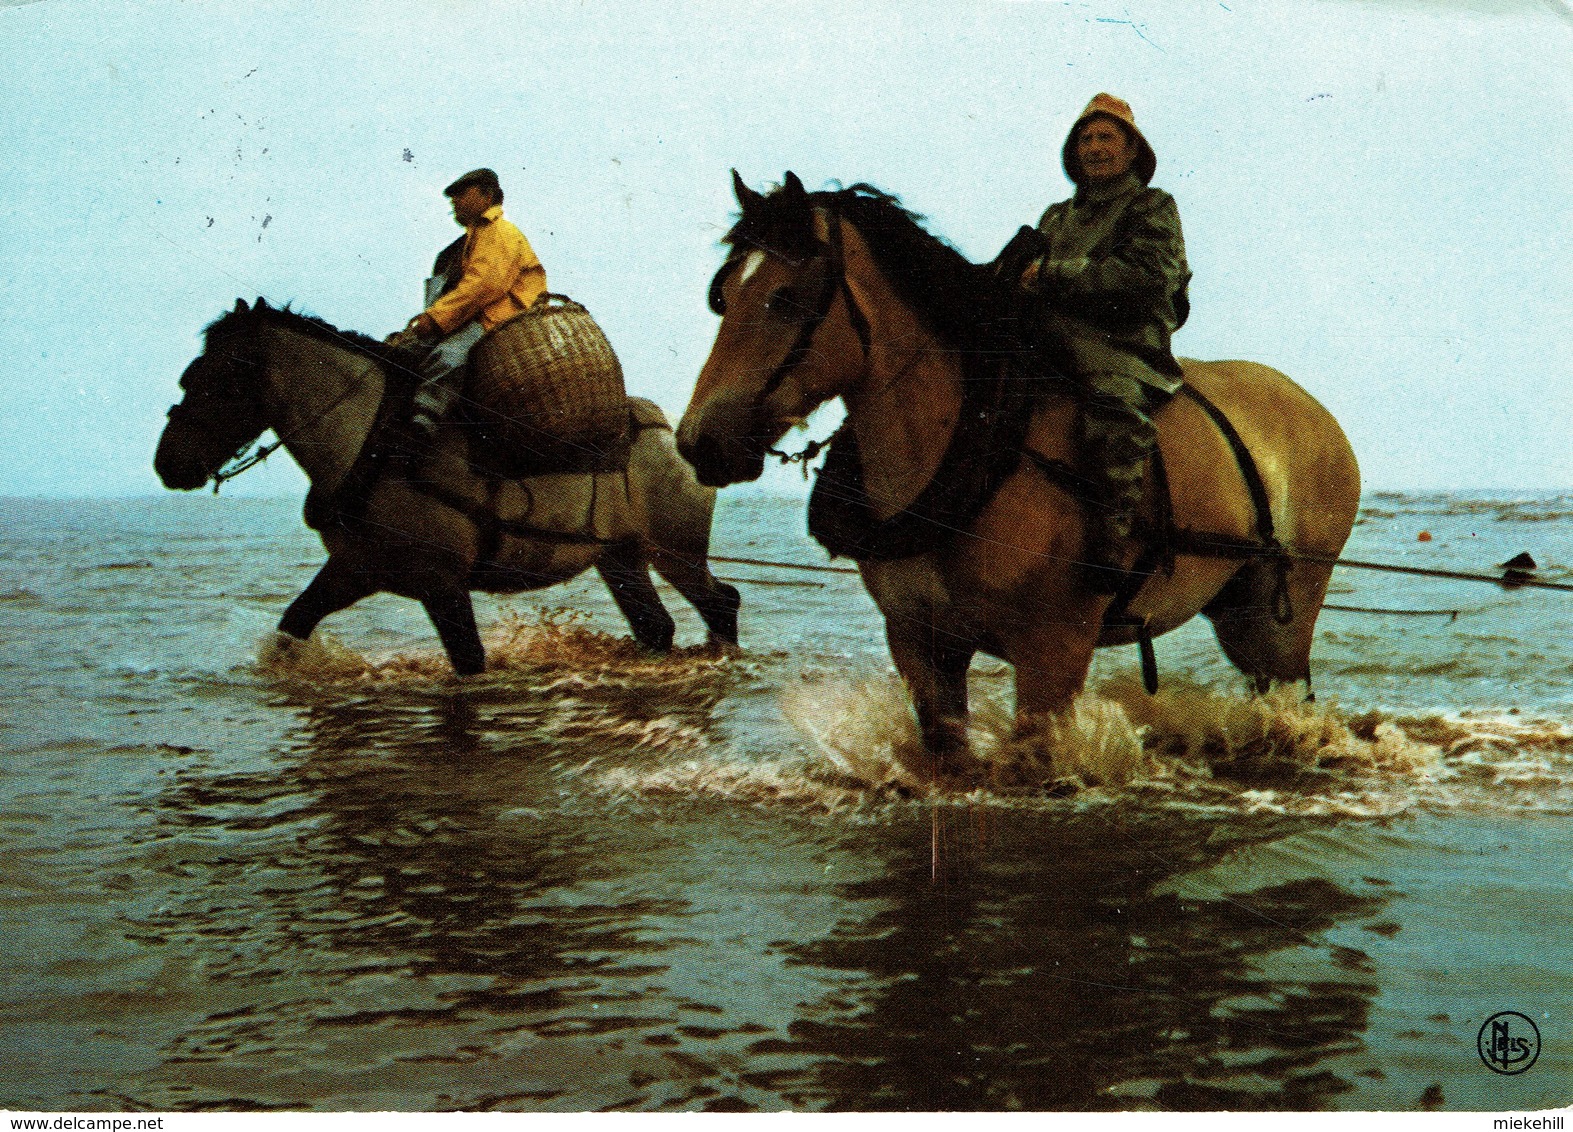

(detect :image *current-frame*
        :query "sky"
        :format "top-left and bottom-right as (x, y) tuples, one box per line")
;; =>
(1, 0), (1570, 497)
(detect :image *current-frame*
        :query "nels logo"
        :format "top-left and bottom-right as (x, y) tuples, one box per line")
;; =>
(1478, 1011), (1541, 1075)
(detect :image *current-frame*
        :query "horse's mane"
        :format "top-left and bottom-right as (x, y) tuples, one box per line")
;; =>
(723, 181), (1001, 358)
(203, 300), (425, 378)
(725, 179), (1039, 562)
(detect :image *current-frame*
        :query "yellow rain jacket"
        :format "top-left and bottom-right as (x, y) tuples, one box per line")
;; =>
(424, 205), (547, 334)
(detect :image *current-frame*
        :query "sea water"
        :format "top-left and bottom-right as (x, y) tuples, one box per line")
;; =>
(0, 491), (1569, 1111)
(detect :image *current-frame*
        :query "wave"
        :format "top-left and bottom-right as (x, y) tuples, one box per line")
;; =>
(1363, 491), (1573, 523)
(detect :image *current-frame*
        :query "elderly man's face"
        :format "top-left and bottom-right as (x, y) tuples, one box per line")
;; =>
(449, 185), (495, 227)
(1076, 117), (1137, 185)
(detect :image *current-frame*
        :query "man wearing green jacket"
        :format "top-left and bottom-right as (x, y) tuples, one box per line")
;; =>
(1018, 93), (1192, 591)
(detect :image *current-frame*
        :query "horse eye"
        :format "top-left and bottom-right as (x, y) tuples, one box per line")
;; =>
(766, 287), (809, 319)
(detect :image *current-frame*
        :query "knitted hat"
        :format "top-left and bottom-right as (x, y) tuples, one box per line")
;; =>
(1061, 93), (1157, 185)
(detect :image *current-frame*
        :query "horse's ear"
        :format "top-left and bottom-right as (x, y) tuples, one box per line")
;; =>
(234, 298), (249, 313)
(782, 171), (806, 200)
(731, 168), (763, 212)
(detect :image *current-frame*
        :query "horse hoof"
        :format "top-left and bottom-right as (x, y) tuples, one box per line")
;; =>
(919, 746), (989, 789)
(259, 629), (307, 664)
(703, 635), (743, 658)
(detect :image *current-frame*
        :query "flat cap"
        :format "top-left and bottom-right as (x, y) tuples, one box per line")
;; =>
(444, 167), (501, 196)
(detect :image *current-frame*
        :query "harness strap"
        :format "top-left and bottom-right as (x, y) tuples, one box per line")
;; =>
(1176, 384), (1296, 625)
(757, 211), (871, 403)
(1022, 380), (1296, 693)
(1020, 451), (1097, 497)
(1176, 384), (1279, 550)
(407, 421), (674, 558)
(302, 368), (418, 532)
(310, 403), (668, 561)
(407, 476), (618, 550)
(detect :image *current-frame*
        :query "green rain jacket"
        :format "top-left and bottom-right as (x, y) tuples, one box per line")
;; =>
(1028, 172), (1192, 395)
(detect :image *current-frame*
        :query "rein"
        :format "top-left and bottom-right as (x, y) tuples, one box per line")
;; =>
(211, 437), (285, 490)
(767, 433), (834, 475)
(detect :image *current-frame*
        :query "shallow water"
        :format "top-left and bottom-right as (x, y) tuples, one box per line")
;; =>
(1, 491), (1570, 1111)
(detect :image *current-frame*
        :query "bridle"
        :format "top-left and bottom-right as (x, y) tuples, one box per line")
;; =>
(169, 325), (374, 491)
(708, 207), (873, 407)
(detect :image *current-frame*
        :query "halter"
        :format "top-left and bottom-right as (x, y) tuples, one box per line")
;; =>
(176, 325), (377, 492)
(710, 207), (872, 406)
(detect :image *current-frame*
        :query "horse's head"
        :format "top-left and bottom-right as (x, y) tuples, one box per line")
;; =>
(678, 171), (876, 487)
(154, 298), (274, 490)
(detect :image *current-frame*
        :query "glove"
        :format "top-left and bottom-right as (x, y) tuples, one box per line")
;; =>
(991, 225), (1048, 282)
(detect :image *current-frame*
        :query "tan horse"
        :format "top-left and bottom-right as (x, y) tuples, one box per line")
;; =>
(156, 299), (740, 673)
(678, 174), (1360, 773)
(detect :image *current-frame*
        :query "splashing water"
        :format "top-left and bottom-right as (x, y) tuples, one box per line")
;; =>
(256, 607), (744, 690)
(8, 493), (1573, 1111)
(253, 608), (748, 757)
(778, 676), (1146, 792)
(583, 668), (1573, 821)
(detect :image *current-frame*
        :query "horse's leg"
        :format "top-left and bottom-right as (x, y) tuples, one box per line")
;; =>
(1202, 558), (1334, 696)
(887, 622), (977, 772)
(421, 587), (486, 676)
(597, 540), (677, 654)
(279, 557), (373, 640)
(649, 547), (741, 647)
(634, 426), (741, 647)
(1007, 617), (1103, 734)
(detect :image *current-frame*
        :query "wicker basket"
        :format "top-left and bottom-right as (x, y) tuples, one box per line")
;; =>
(467, 293), (628, 473)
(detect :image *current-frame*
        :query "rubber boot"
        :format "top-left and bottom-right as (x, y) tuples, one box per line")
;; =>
(1076, 382), (1158, 593)
(410, 377), (458, 439)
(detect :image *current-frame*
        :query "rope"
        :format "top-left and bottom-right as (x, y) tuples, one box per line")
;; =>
(211, 438), (286, 490)
(708, 553), (859, 575)
(1297, 553), (1573, 594)
(716, 575), (826, 589)
(765, 434), (833, 477)
(1323, 603), (1461, 620)
(701, 551), (1567, 605)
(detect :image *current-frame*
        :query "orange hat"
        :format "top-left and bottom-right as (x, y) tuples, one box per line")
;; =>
(1061, 93), (1157, 185)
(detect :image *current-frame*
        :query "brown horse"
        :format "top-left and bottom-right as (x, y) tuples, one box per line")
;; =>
(156, 300), (740, 673)
(678, 173), (1360, 774)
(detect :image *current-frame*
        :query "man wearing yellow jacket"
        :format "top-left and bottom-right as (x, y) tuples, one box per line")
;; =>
(403, 168), (548, 436)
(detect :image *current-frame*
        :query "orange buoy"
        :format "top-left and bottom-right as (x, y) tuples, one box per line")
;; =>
(1417, 530), (1433, 542)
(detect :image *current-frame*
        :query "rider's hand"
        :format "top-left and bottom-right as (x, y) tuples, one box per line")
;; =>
(409, 313), (441, 342)
(1019, 257), (1043, 292)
